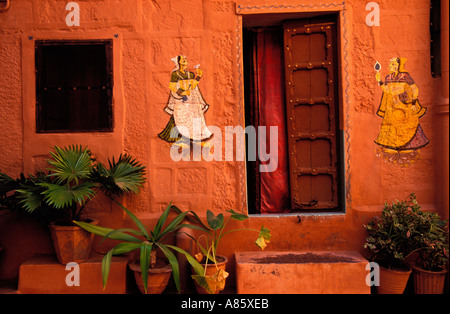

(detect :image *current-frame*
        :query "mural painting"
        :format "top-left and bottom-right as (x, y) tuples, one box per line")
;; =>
(374, 57), (429, 165)
(158, 55), (212, 151)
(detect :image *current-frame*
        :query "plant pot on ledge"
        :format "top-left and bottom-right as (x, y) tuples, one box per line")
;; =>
(363, 194), (441, 295)
(186, 209), (271, 295)
(378, 266), (412, 294)
(75, 202), (206, 294)
(192, 255), (228, 294)
(49, 219), (98, 265)
(129, 259), (173, 294)
(0, 145), (146, 265)
(412, 265), (447, 294)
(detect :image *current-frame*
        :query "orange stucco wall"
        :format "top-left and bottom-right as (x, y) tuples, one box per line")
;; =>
(1, 0), (448, 287)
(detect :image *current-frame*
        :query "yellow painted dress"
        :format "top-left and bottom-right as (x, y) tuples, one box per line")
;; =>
(375, 72), (428, 151)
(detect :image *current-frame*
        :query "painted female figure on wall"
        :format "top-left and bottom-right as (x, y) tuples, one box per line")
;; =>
(158, 55), (212, 145)
(374, 57), (429, 164)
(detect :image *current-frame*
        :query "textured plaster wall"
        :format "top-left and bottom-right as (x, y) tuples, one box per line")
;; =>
(349, 0), (435, 208)
(0, 28), (22, 175)
(0, 0), (447, 283)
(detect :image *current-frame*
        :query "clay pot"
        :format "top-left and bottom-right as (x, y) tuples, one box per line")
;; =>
(49, 219), (98, 265)
(412, 265), (447, 294)
(377, 266), (411, 294)
(193, 255), (228, 294)
(128, 259), (172, 294)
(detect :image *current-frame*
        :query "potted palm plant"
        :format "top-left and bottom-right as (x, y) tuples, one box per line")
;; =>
(364, 194), (418, 294)
(75, 202), (204, 294)
(0, 145), (146, 265)
(180, 209), (271, 294)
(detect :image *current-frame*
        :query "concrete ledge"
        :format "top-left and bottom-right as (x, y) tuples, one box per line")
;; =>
(18, 253), (128, 294)
(235, 251), (370, 294)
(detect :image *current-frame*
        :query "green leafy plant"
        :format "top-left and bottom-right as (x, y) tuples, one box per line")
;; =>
(1, 172), (35, 214)
(406, 195), (448, 272)
(364, 194), (418, 270)
(0, 145), (146, 225)
(180, 208), (271, 294)
(0, 172), (62, 223)
(75, 202), (204, 294)
(364, 193), (449, 272)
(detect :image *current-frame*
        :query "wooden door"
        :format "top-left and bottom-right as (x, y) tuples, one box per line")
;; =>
(283, 18), (340, 211)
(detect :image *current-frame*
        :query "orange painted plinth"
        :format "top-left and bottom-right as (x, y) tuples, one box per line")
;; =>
(18, 253), (128, 294)
(235, 251), (370, 294)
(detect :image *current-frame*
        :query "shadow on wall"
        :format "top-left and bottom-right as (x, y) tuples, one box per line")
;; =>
(0, 211), (54, 281)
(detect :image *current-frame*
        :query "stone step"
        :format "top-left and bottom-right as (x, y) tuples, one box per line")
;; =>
(235, 251), (370, 294)
(18, 253), (128, 294)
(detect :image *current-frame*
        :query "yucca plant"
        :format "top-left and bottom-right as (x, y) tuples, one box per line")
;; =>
(1, 145), (146, 225)
(75, 202), (204, 294)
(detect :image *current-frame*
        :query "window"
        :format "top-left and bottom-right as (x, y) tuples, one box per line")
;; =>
(430, 0), (441, 78)
(244, 14), (343, 214)
(0, 0), (10, 11)
(35, 40), (113, 132)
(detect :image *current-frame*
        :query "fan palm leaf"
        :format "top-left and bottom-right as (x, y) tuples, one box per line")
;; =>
(0, 173), (20, 195)
(16, 184), (46, 213)
(93, 154), (146, 197)
(14, 172), (51, 213)
(39, 182), (97, 209)
(47, 145), (93, 185)
(2, 145), (146, 224)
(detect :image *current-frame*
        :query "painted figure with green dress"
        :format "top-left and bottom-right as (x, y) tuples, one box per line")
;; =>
(158, 56), (212, 145)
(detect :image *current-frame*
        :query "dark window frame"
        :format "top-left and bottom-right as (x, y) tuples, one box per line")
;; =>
(430, 0), (441, 78)
(35, 39), (114, 133)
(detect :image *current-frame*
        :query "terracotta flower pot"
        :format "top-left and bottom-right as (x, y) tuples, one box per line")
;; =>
(412, 265), (447, 294)
(49, 219), (98, 265)
(377, 266), (411, 294)
(193, 255), (228, 294)
(128, 260), (172, 294)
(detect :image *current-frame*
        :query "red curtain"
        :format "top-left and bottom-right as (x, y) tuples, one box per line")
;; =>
(250, 28), (290, 213)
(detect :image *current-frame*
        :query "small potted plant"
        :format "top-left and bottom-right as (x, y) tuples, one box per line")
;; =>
(75, 202), (204, 294)
(406, 195), (448, 294)
(180, 209), (271, 294)
(0, 145), (146, 265)
(364, 194), (418, 294)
